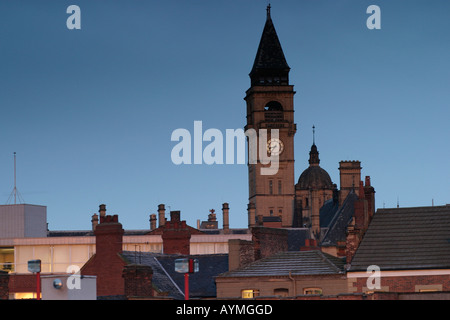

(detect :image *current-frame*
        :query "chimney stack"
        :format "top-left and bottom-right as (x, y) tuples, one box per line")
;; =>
(161, 210), (190, 255)
(149, 214), (157, 231)
(81, 208), (125, 297)
(222, 203), (230, 234)
(99, 204), (107, 218)
(157, 204), (166, 227)
(363, 175), (376, 222)
(123, 265), (154, 299)
(91, 213), (99, 231)
(170, 210), (180, 222)
(338, 161), (362, 206)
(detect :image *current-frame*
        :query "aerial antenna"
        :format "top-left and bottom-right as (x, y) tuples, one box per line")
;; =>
(6, 152), (24, 205)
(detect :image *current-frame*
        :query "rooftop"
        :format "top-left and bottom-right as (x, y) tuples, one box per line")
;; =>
(349, 205), (450, 272)
(121, 251), (228, 299)
(218, 250), (345, 278)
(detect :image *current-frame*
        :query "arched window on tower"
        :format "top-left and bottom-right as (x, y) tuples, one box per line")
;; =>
(264, 101), (283, 122)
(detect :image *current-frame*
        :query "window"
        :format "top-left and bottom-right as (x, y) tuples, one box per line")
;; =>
(269, 209), (274, 216)
(416, 285), (442, 292)
(242, 289), (259, 299)
(269, 180), (273, 195)
(0, 247), (14, 273)
(303, 288), (322, 295)
(278, 180), (282, 194)
(264, 101), (283, 122)
(274, 288), (289, 297)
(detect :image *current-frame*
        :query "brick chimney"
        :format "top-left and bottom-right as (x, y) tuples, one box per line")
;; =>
(91, 213), (99, 231)
(158, 204), (166, 227)
(339, 161), (362, 206)
(122, 265), (154, 299)
(149, 214), (157, 231)
(345, 181), (371, 264)
(364, 176), (376, 222)
(81, 206), (126, 297)
(222, 203), (230, 234)
(96, 214), (124, 256)
(354, 181), (369, 229)
(161, 211), (191, 255)
(99, 204), (107, 218)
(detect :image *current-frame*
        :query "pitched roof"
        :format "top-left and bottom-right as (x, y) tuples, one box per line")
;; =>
(249, 6), (290, 85)
(349, 205), (450, 272)
(121, 251), (228, 299)
(157, 254), (228, 298)
(218, 250), (345, 278)
(319, 198), (340, 228)
(250, 14), (289, 72)
(121, 251), (185, 299)
(321, 191), (358, 246)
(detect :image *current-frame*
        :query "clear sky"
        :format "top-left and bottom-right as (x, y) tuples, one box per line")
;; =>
(1, 0), (449, 231)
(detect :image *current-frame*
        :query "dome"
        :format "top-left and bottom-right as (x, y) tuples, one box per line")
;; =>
(297, 166), (333, 190)
(296, 142), (333, 190)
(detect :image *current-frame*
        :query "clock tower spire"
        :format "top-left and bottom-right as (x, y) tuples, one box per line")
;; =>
(245, 5), (296, 228)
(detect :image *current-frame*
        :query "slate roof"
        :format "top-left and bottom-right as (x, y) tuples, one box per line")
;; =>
(249, 6), (290, 86)
(287, 228), (310, 251)
(320, 191), (358, 246)
(319, 198), (340, 228)
(121, 251), (228, 299)
(218, 250), (345, 278)
(349, 205), (450, 272)
(250, 12), (289, 73)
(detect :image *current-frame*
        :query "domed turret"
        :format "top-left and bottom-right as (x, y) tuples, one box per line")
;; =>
(297, 143), (333, 190)
(295, 126), (336, 236)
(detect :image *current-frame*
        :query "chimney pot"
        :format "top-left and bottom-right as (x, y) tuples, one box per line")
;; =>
(170, 210), (181, 222)
(150, 214), (157, 230)
(222, 202), (230, 233)
(99, 204), (107, 218)
(91, 213), (99, 231)
(157, 204), (166, 227)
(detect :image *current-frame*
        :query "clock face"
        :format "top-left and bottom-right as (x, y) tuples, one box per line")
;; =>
(267, 138), (284, 156)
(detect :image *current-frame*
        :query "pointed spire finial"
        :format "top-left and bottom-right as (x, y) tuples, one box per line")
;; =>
(312, 125), (316, 145)
(308, 126), (320, 166)
(266, 3), (271, 19)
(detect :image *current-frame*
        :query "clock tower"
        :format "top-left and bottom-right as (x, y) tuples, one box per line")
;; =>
(245, 5), (296, 228)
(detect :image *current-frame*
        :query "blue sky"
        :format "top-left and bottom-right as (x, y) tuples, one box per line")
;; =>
(1, 0), (449, 231)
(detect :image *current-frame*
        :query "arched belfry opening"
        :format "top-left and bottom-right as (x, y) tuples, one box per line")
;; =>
(264, 101), (284, 122)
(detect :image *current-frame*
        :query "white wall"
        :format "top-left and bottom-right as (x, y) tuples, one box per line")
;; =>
(0, 204), (47, 238)
(41, 275), (96, 300)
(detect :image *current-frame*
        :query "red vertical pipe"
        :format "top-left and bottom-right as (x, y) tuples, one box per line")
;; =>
(184, 273), (189, 300)
(36, 272), (41, 300)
